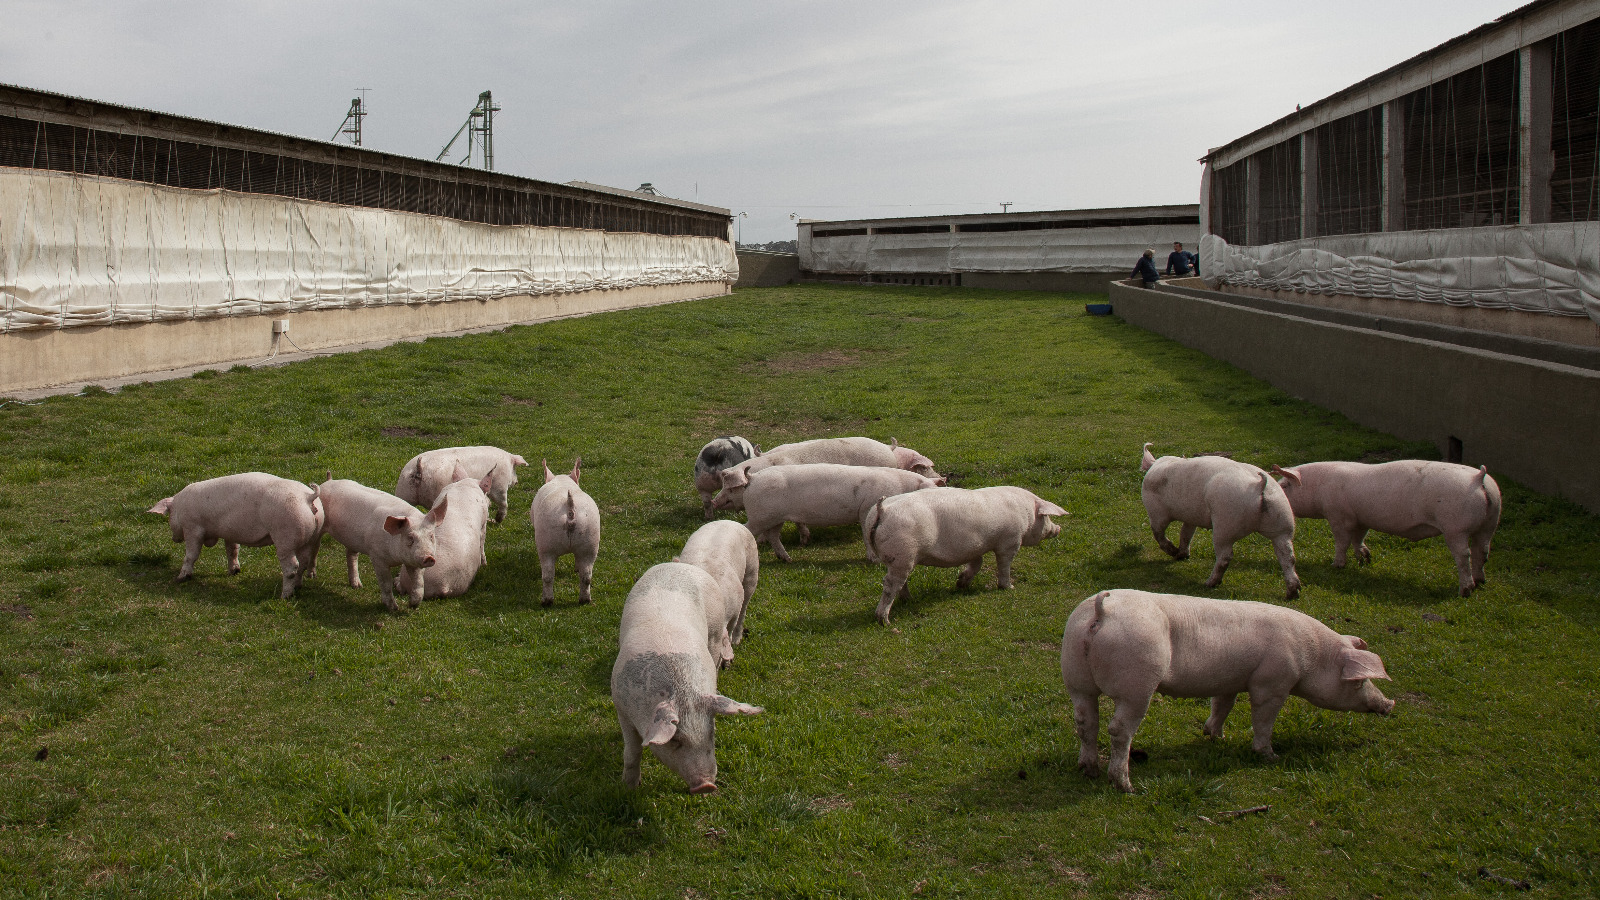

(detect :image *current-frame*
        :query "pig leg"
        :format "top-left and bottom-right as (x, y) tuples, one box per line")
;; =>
(956, 556), (983, 589)
(765, 528), (792, 564)
(699, 491), (715, 521)
(732, 562), (758, 645)
(1272, 535), (1301, 601)
(177, 532), (204, 582)
(345, 550), (363, 588)
(299, 535), (321, 581)
(1149, 512), (1185, 558)
(274, 544), (302, 599)
(995, 543), (1021, 589)
(619, 713), (644, 788)
(540, 551), (557, 607)
(1071, 692), (1102, 778)
(225, 542), (242, 576)
(492, 489), (508, 525)
(1353, 528), (1372, 564)
(1204, 540), (1234, 588)
(877, 563), (915, 625)
(1445, 532), (1476, 597)
(1175, 524), (1197, 560)
(1470, 530), (1491, 588)
(575, 547), (596, 605)
(1204, 694), (1237, 739)
(1107, 693), (1153, 793)
(374, 560), (400, 612)
(1247, 690), (1288, 760)
(797, 524), (811, 546)
(402, 566), (423, 609)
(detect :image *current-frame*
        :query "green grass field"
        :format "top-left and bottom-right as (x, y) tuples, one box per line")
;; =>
(1, 283), (1596, 898)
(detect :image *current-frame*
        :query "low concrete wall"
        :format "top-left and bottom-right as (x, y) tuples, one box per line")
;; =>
(0, 281), (729, 395)
(1109, 281), (1600, 513)
(735, 250), (800, 287)
(962, 271), (1122, 294)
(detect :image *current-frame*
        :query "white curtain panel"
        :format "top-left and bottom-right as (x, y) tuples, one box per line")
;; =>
(0, 167), (738, 333)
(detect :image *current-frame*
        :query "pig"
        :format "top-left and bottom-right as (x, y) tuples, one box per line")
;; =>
(611, 562), (764, 793)
(713, 436), (943, 512)
(396, 446), (527, 524)
(147, 472), (324, 599)
(863, 486), (1067, 624)
(676, 520), (761, 668)
(693, 436), (759, 519)
(1141, 442), (1301, 600)
(318, 474), (447, 611)
(395, 464), (494, 600)
(1062, 589), (1394, 793)
(1270, 460), (1502, 597)
(713, 463), (941, 562)
(529, 458), (602, 606)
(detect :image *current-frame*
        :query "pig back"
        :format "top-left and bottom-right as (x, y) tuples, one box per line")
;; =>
(617, 563), (720, 661)
(1303, 460), (1498, 538)
(320, 479), (416, 546)
(170, 473), (319, 546)
(765, 437), (897, 468)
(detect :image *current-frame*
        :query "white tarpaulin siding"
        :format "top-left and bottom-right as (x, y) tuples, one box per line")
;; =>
(802, 225), (1202, 274)
(1199, 225), (1600, 325)
(0, 167), (738, 333)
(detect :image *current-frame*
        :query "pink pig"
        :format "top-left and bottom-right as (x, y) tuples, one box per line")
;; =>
(147, 472), (324, 599)
(1063, 589), (1394, 793)
(1271, 460), (1501, 596)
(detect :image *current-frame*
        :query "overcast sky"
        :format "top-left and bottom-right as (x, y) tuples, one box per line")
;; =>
(3, 1), (1519, 243)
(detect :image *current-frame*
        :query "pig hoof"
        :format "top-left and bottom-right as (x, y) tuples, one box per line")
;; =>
(1174, 551), (1190, 561)
(1077, 762), (1100, 779)
(1205, 576), (1223, 588)
(408, 598), (421, 610)
(1285, 585), (1301, 601)
(228, 566), (241, 576)
(1112, 777), (1134, 794)
(541, 598), (554, 608)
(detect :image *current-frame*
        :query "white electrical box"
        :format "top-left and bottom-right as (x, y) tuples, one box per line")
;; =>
(272, 319), (290, 334)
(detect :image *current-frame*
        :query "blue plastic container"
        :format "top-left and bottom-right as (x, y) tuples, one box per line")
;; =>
(1085, 303), (1113, 316)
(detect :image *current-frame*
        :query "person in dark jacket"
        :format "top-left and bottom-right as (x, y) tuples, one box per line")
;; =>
(1165, 242), (1196, 277)
(1133, 249), (1160, 286)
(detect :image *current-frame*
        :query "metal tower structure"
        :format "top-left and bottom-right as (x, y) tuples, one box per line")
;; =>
(436, 91), (501, 170)
(330, 91), (369, 146)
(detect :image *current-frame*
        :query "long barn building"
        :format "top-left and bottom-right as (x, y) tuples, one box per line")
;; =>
(0, 84), (737, 393)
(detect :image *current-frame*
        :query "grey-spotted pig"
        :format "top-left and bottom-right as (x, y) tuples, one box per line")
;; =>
(693, 436), (759, 519)
(611, 562), (763, 793)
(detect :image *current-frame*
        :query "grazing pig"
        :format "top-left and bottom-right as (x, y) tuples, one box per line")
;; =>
(611, 562), (764, 793)
(1271, 460), (1502, 597)
(396, 464), (494, 600)
(1062, 589), (1394, 793)
(396, 446), (527, 524)
(863, 486), (1067, 624)
(147, 473), (324, 599)
(529, 458), (601, 606)
(693, 436), (759, 519)
(1141, 443), (1301, 600)
(677, 520), (761, 667)
(319, 475), (447, 611)
(714, 463), (941, 562)
(714, 437), (945, 512)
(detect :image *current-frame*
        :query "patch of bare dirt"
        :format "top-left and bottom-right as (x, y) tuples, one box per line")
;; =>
(809, 795), (854, 814)
(3, 604), (33, 620)
(501, 395), (542, 407)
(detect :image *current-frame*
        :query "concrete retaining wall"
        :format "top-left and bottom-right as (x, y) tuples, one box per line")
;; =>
(962, 271), (1122, 294)
(1, 281), (729, 395)
(734, 250), (800, 287)
(1109, 280), (1600, 513)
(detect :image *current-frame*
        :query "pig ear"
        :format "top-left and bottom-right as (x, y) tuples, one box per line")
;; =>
(1035, 499), (1068, 518)
(511, 455), (528, 467)
(643, 702), (679, 746)
(478, 475), (493, 495)
(383, 515), (410, 535)
(570, 457), (581, 483)
(1343, 635), (1368, 650)
(720, 466), (750, 489)
(705, 694), (764, 716)
(752, 445), (762, 456)
(148, 497), (174, 515)
(1141, 442), (1156, 473)
(1339, 647), (1390, 682)
(542, 459), (555, 483)
(1271, 464), (1301, 485)
(424, 495), (449, 524)
(450, 462), (471, 484)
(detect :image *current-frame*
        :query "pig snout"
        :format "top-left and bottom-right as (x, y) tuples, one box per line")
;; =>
(689, 781), (719, 795)
(421, 555), (437, 568)
(710, 490), (737, 511)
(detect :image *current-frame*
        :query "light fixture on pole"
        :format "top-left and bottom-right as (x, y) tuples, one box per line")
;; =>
(736, 211), (748, 245)
(1000, 202), (1013, 214)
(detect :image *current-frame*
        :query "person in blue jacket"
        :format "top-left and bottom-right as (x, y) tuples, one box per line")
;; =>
(1133, 249), (1160, 286)
(1165, 241), (1197, 277)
